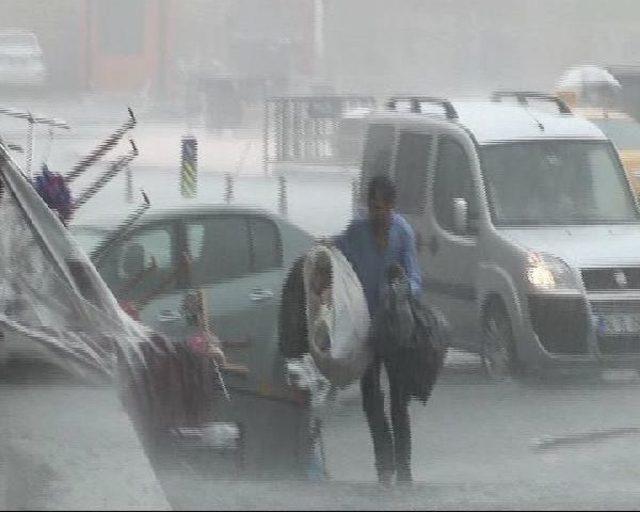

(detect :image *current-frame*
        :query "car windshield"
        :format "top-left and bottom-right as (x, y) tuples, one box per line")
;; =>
(481, 140), (640, 226)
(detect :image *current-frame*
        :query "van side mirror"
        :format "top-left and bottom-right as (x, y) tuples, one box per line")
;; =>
(452, 197), (469, 234)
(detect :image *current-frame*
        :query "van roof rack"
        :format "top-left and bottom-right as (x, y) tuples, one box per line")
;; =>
(491, 91), (572, 114)
(386, 96), (458, 120)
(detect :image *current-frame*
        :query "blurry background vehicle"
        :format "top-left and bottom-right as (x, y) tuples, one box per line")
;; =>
(604, 66), (640, 124)
(0, 29), (47, 88)
(555, 65), (640, 197)
(572, 108), (640, 197)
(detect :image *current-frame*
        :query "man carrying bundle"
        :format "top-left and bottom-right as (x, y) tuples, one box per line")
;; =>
(334, 176), (423, 486)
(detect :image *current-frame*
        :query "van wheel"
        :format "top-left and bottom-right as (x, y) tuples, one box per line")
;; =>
(481, 302), (521, 381)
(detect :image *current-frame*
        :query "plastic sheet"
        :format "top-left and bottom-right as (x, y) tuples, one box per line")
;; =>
(0, 145), (219, 431)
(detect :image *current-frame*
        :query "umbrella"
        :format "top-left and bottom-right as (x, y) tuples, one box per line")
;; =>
(556, 65), (621, 91)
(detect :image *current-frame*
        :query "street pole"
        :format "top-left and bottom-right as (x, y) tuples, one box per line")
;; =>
(313, 0), (325, 81)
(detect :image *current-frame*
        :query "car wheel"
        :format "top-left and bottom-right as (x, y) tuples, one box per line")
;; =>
(481, 301), (521, 381)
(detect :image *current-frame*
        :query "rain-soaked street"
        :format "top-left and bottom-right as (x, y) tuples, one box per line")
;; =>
(5, 349), (640, 510)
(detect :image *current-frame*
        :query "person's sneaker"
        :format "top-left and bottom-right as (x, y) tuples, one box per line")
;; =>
(396, 471), (413, 486)
(378, 469), (394, 488)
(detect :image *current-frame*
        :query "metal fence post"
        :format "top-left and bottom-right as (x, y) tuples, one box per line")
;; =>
(224, 173), (234, 204)
(278, 175), (288, 217)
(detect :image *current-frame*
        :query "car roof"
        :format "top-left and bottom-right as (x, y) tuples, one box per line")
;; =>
(370, 100), (607, 145)
(72, 203), (314, 268)
(71, 203), (291, 231)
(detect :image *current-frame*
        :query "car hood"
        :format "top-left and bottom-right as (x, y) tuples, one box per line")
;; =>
(499, 225), (640, 267)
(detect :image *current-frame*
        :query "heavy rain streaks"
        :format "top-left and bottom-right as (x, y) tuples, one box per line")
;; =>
(3, 1), (640, 510)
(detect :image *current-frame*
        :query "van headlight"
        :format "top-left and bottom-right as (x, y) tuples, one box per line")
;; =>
(526, 253), (577, 290)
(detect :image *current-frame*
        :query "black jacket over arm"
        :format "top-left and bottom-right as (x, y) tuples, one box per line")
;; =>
(278, 256), (309, 359)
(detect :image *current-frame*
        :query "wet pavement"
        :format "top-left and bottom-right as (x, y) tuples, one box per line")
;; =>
(152, 353), (640, 509)
(4, 346), (640, 509)
(0, 358), (170, 510)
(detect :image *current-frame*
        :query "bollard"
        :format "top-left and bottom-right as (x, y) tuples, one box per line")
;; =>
(278, 175), (288, 217)
(181, 135), (198, 198)
(224, 173), (234, 204)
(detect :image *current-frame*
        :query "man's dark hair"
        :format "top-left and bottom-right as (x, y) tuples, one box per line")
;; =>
(367, 175), (397, 205)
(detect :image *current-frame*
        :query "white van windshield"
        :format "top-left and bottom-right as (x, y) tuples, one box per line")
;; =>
(481, 141), (640, 226)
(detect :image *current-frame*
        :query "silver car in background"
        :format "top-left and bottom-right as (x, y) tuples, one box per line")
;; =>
(0, 29), (47, 87)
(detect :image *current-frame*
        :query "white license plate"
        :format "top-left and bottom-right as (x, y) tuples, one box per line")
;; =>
(597, 313), (640, 335)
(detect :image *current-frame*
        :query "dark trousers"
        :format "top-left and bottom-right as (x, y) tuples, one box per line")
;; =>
(361, 353), (412, 481)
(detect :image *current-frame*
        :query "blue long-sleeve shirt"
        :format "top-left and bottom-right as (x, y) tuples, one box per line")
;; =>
(334, 212), (422, 317)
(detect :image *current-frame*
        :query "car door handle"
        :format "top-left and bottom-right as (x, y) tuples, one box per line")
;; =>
(249, 288), (274, 302)
(157, 309), (182, 322)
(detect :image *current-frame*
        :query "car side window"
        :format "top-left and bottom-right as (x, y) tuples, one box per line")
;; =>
(98, 223), (175, 301)
(186, 216), (251, 286)
(249, 217), (282, 272)
(433, 136), (478, 233)
(394, 131), (433, 214)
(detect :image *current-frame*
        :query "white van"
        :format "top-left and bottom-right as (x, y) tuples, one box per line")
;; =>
(358, 95), (640, 378)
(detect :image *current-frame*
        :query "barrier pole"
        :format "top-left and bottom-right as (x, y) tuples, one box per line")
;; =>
(278, 175), (288, 217)
(180, 135), (198, 198)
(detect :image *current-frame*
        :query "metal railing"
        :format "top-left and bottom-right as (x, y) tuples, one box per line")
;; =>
(263, 95), (375, 173)
(0, 107), (70, 177)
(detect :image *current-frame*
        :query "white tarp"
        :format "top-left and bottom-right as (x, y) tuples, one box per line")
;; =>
(303, 245), (371, 387)
(0, 143), (151, 383)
